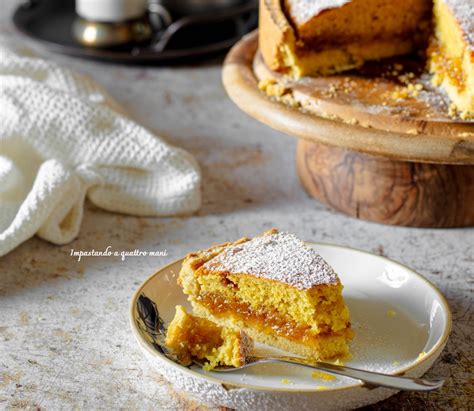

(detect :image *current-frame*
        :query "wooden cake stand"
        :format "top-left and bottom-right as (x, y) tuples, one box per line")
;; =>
(222, 32), (474, 227)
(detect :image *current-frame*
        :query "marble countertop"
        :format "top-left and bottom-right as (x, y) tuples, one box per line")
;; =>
(1, 1), (472, 409)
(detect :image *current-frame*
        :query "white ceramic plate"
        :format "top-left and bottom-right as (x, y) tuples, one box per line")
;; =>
(129, 243), (451, 410)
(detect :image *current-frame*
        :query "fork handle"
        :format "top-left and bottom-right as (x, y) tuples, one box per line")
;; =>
(260, 356), (444, 391)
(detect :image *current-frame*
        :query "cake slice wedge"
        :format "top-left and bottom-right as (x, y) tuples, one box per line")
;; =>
(429, 0), (474, 119)
(165, 305), (253, 370)
(178, 229), (353, 360)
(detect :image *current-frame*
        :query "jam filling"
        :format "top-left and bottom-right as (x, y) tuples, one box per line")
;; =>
(429, 41), (466, 91)
(196, 292), (348, 344)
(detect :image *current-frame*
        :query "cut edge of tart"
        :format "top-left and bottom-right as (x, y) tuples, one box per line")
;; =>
(165, 305), (253, 370)
(178, 229), (353, 361)
(259, 0), (474, 119)
(428, 0), (474, 119)
(259, 0), (431, 78)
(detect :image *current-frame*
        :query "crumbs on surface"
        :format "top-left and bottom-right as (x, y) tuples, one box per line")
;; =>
(331, 358), (345, 366)
(390, 82), (424, 100)
(258, 79), (287, 97)
(311, 371), (336, 381)
(392, 360), (400, 366)
(321, 78), (357, 98)
(258, 79), (301, 108)
(386, 309), (397, 318)
(281, 378), (291, 384)
(417, 351), (427, 360)
(447, 103), (469, 120)
(316, 385), (329, 390)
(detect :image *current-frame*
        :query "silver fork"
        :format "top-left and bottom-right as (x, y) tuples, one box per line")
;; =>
(193, 355), (444, 391)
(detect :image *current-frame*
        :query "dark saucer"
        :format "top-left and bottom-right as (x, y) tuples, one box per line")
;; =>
(13, 0), (258, 64)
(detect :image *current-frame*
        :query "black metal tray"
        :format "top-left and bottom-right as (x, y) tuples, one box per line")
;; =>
(13, 0), (257, 64)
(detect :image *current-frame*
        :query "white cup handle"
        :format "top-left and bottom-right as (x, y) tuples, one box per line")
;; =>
(148, 1), (172, 31)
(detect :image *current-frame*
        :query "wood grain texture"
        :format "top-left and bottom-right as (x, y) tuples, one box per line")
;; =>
(223, 31), (474, 164)
(254, 51), (474, 138)
(297, 140), (474, 227)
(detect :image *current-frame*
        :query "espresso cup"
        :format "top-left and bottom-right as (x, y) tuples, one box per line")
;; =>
(76, 0), (148, 22)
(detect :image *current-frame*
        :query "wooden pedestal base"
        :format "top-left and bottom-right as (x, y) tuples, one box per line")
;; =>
(297, 140), (474, 227)
(223, 32), (474, 227)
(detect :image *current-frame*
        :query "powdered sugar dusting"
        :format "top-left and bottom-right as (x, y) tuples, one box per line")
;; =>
(444, 0), (474, 49)
(285, 0), (352, 25)
(204, 232), (339, 289)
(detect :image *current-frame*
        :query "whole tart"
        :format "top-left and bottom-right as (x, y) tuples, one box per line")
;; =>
(259, 0), (474, 118)
(178, 229), (353, 360)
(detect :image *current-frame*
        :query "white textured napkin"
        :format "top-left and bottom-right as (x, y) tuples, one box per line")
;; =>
(0, 38), (201, 257)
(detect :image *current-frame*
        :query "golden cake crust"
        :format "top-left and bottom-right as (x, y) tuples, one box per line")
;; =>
(178, 229), (353, 360)
(259, 0), (430, 77)
(258, 0), (295, 73)
(180, 228), (341, 291)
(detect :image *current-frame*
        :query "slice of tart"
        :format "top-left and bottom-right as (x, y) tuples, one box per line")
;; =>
(260, 0), (432, 78)
(165, 305), (253, 370)
(429, 0), (474, 119)
(178, 229), (353, 360)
